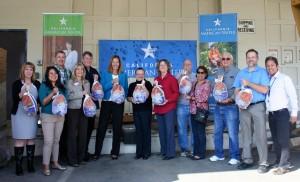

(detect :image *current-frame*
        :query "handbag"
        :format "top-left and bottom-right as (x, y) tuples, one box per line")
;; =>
(195, 108), (209, 123)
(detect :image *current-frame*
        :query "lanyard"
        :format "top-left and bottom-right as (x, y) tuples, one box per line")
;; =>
(267, 77), (276, 102)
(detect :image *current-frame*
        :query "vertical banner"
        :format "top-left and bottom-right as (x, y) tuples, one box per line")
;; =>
(43, 13), (84, 73)
(99, 40), (197, 78)
(199, 13), (238, 115)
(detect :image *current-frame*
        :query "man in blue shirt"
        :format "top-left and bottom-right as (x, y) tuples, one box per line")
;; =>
(233, 49), (270, 173)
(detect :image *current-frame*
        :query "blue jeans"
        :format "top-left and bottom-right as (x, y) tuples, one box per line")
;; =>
(213, 104), (240, 160)
(177, 104), (193, 151)
(191, 114), (206, 158)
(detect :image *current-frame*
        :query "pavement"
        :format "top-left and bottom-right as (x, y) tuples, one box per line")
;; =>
(0, 149), (299, 182)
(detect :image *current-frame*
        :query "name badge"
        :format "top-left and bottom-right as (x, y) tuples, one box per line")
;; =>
(74, 82), (79, 86)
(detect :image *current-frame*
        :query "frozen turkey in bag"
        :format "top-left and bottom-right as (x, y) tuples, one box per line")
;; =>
(213, 81), (228, 102)
(111, 83), (125, 104)
(83, 95), (96, 117)
(133, 84), (147, 103)
(151, 85), (165, 105)
(52, 93), (67, 116)
(179, 75), (192, 94)
(22, 91), (38, 116)
(91, 80), (104, 100)
(235, 87), (253, 109)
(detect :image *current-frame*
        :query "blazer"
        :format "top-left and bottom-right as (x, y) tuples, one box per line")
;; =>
(67, 79), (90, 109)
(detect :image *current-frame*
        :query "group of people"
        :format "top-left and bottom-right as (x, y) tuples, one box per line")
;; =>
(11, 48), (297, 176)
(209, 49), (298, 175)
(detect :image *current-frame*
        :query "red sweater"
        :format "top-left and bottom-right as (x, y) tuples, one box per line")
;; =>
(153, 72), (179, 114)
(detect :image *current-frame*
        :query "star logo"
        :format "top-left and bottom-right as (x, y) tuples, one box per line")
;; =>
(214, 18), (221, 26)
(141, 43), (157, 59)
(59, 17), (67, 25)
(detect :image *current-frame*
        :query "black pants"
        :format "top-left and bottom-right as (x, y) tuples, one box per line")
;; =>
(268, 108), (290, 169)
(133, 110), (152, 157)
(59, 113), (68, 161)
(94, 101), (124, 156)
(86, 116), (96, 154)
(67, 108), (88, 165)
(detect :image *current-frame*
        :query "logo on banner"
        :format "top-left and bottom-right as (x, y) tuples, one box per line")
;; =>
(99, 40), (197, 78)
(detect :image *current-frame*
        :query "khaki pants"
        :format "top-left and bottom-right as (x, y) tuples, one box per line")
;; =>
(41, 113), (65, 165)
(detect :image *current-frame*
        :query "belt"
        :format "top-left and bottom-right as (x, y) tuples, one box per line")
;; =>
(269, 108), (287, 115)
(217, 101), (236, 106)
(249, 101), (265, 106)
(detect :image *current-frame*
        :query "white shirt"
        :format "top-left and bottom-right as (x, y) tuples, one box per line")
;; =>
(266, 71), (298, 116)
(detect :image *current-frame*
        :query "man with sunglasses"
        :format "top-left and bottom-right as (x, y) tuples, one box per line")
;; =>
(233, 49), (270, 173)
(209, 52), (240, 165)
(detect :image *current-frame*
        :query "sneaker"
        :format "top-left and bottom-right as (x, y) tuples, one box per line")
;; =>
(228, 159), (240, 165)
(209, 155), (225, 162)
(180, 149), (188, 157)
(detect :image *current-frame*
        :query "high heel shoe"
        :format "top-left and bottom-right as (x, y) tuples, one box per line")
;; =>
(93, 155), (99, 161)
(43, 169), (51, 176)
(111, 155), (118, 160)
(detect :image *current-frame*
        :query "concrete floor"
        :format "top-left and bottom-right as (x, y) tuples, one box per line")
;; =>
(0, 149), (299, 182)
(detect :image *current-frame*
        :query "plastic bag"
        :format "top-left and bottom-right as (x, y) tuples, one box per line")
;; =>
(133, 84), (147, 103)
(91, 80), (104, 100)
(213, 79), (228, 102)
(52, 93), (67, 116)
(235, 86), (253, 109)
(151, 85), (166, 105)
(83, 95), (97, 117)
(22, 91), (38, 116)
(179, 75), (192, 94)
(111, 83), (125, 104)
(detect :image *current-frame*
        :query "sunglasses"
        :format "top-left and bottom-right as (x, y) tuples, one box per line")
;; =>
(222, 58), (231, 61)
(197, 71), (205, 74)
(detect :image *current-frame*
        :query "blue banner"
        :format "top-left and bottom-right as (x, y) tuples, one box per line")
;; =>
(99, 40), (197, 78)
(199, 13), (238, 116)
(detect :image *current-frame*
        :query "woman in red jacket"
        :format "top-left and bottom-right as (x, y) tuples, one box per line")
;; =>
(153, 59), (179, 160)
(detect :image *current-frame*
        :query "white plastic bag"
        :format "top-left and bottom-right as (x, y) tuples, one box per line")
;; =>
(151, 85), (166, 105)
(111, 83), (125, 104)
(22, 91), (38, 116)
(133, 84), (147, 103)
(213, 78), (228, 102)
(83, 95), (96, 117)
(235, 86), (253, 109)
(91, 80), (104, 100)
(52, 93), (67, 116)
(179, 75), (192, 94)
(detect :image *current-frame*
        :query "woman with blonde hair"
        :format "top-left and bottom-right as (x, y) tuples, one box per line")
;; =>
(66, 63), (90, 167)
(11, 62), (41, 175)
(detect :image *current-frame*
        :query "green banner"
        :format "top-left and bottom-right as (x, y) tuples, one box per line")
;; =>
(43, 13), (84, 36)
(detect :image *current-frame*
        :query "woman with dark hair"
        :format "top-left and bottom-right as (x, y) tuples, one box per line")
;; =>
(11, 62), (41, 176)
(64, 40), (78, 72)
(93, 55), (128, 160)
(186, 66), (210, 160)
(154, 59), (179, 160)
(39, 66), (68, 176)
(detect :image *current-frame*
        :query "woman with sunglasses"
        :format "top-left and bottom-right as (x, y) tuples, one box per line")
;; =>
(185, 66), (210, 160)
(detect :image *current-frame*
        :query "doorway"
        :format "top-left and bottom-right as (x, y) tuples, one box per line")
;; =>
(0, 30), (27, 121)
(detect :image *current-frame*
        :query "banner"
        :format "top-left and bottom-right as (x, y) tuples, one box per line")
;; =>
(199, 13), (238, 115)
(43, 13), (84, 72)
(99, 40), (197, 78)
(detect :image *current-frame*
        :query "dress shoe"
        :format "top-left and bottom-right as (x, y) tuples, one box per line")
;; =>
(272, 167), (289, 175)
(162, 156), (174, 160)
(43, 169), (51, 176)
(135, 155), (142, 159)
(79, 161), (87, 165)
(68, 163), (79, 167)
(51, 164), (67, 170)
(111, 155), (118, 160)
(92, 155), (100, 161)
(237, 162), (254, 170)
(257, 165), (269, 173)
(191, 156), (205, 160)
(143, 155), (149, 160)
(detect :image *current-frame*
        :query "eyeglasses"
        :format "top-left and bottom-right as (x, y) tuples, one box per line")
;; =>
(197, 71), (205, 74)
(222, 58), (231, 61)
